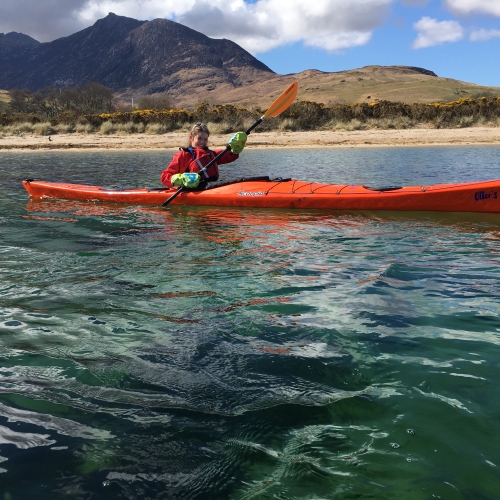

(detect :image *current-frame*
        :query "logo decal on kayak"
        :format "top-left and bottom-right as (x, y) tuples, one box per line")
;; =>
(238, 191), (265, 197)
(475, 190), (497, 201)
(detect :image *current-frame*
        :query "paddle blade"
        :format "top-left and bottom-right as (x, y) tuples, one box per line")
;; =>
(263, 81), (298, 119)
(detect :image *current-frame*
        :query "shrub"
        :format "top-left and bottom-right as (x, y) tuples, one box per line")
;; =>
(145, 123), (169, 134)
(33, 122), (53, 135)
(13, 122), (35, 133)
(115, 121), (145, 134)
(0, 125), (14, 135)
(364, 118), (380, 129)
(54, 123), (75, 133)
(53, 111), (79, 125)
(458, 115), (476, 128)
(99, 121), (115, 135)
(2, 95), (499, 133)
(205, 121), (235, 135)
(277, 118), (297, 131)
(75, 123), (93, 133)
(137, 94), (172, 111)
(282, 101), (329, 129)
(342, 119), (364, 131)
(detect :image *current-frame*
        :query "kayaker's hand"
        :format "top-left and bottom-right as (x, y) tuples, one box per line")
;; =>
(181, 172), (200, 188)
(228, 131), (247, 154)
(171, 174), (183, 187)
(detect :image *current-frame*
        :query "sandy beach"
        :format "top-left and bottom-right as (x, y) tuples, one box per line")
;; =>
(1, 127), (500, 151)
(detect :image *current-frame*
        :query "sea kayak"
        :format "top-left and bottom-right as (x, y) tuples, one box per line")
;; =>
(22, 176), (500, 213)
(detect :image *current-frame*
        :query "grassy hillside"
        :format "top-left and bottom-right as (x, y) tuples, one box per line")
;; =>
(294, 66), (499, 103)
(153, 65), (499, 109)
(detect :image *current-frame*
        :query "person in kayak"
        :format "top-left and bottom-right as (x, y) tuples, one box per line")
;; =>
(161, 123), (247, 189)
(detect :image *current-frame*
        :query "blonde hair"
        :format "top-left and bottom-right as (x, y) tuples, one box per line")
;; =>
(188, 123), (210, 147)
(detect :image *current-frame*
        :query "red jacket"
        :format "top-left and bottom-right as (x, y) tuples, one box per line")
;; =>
(161, 147), (239, 187)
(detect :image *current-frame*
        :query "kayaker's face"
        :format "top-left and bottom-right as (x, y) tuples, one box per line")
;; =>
(191, 131), (209, 149)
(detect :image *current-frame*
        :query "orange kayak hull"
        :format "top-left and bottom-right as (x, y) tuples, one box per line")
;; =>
(22, 178), (500, 213)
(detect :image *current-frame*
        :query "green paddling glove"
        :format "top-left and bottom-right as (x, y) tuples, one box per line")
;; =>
(171, 173), (183, 187)
(228, 131), (247, 154)
(171, 173), (200, 188)
(181, 172), (200, 188)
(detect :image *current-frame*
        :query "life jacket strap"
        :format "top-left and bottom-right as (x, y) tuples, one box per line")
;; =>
(196, 159), (210, 179)
(182, 147), (213, 179)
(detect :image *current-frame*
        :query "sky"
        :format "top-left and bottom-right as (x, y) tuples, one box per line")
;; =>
(1, 0), (500, 86)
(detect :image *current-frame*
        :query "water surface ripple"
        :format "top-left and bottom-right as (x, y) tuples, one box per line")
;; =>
(1, 147), (500, 499)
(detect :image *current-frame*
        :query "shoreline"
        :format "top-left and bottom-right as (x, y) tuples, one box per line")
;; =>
(1, 127), (500, 151)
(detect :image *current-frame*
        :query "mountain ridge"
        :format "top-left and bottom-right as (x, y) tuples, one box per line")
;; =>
(0, 13), (275, 99)
(1, 13), (499, 108)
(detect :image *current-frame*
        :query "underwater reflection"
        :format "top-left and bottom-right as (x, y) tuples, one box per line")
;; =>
(26, 196), (500, 225)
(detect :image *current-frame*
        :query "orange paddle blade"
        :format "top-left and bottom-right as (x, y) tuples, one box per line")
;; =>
(263, 81), (298, 118)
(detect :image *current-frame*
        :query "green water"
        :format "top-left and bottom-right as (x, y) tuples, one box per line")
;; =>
(1, 147), (500, 499)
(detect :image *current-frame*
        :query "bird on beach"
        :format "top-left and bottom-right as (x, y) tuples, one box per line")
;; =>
(48, 136), (52, 141)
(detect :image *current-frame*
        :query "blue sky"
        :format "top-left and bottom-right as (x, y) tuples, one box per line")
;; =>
(1, 0), (500, 86)
(257, 1), (500, 86)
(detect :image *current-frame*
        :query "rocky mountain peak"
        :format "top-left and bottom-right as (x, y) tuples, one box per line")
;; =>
(0, 31), (40, 47)
(0, 13), (274, 103)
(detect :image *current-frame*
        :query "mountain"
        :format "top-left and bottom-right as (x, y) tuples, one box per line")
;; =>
(0, 32), (40, 51)
(1, 14), (499, 108)
(197, 65), (500, 109)
(0, 12), (275, 103)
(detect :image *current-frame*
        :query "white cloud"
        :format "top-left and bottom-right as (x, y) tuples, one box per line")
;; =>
(0, 0), (89, 41)
(77, 0), (196, 24)
(412, 16), (464, 48)
(470, 28), (500, 41)
(444, 0), (500, 17)
(175, 0), (392, 53)
(0, 0), (394, 53)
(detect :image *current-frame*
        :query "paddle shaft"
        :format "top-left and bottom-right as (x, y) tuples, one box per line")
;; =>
(161, 118), (263, 207)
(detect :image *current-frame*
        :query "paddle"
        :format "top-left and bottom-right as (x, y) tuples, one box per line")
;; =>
(162, 81), (299, 207)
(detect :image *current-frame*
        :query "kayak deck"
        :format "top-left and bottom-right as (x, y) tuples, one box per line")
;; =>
(22, 177), (500, 213)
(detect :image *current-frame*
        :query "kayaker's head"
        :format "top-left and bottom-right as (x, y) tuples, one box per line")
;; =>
(188, 123), (210, 149)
